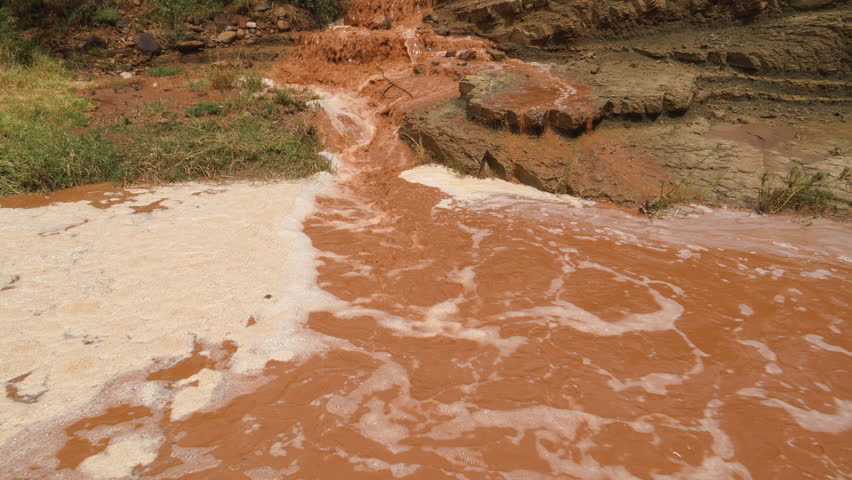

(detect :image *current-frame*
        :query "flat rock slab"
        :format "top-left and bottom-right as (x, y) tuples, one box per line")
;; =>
(401, 99), (665, 206)
(556, 52), (698, 119)
(459, 67), (605, 135)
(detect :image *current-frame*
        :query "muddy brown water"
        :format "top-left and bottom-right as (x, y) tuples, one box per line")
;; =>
(1, 5), (851, 480)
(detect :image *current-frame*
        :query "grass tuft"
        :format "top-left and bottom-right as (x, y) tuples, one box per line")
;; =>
(186, 102), (225, 117)
(90, 6), (120, 26)
(147, 65), (184, 77)
(756, 167), (850, 215)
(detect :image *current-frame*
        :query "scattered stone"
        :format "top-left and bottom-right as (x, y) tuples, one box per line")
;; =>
(458, 50), (477, 61)
(120, 71), (134, 79)
(413, 64), (426, 75)
(134, 32), (161, 54)
(373, 15), (392, 30)
(445, 50), (457, 58)
(246, 21), (257, 29)
(191, 25), (204, 33)
(276, 19), (291, 32)
(254, 0), (271, 12)
(83, 36), (107, 51)
(133, 0), (141, 5)
(175, 40), (205, 53)
(459, 61), (468, 67)
(236, 29), (246, 40)
(217, 31), (238, 45)
(486, 48), (507, 62)
(115, 18), (131, 29)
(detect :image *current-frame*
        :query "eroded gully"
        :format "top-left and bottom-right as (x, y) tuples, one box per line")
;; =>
(1, 4), (851, 479)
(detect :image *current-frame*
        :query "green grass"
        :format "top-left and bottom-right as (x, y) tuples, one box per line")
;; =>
(186, 102), (224, 117)
(146, 65), (184, 77)
(0, 93), (127, 193)
(0, 52), (329, 195)
(273, 88), (319, 110)
(150, 0), (230, 27)
(90, 6), (120, 25)
(120, 114), (327, 183)
(756, 167), (850, 215)
(639, 180), (695, 217)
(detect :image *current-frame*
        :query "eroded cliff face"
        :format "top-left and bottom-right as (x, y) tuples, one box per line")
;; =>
(428, 0), (848, 50)
(401, 1), (851, 212)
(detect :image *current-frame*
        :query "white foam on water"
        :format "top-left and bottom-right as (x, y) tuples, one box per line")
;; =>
(762, 398), (852, 434)
(736, 340), (777, 362)
(77, 431), (163, 479)
(400, 165), (589, 208)
(170, 368), (224, 421)
(0, 177), (335, 451)
(803, 334), (852, 357)
(500, 287), (683, 336)
(800, 269), (833, 279)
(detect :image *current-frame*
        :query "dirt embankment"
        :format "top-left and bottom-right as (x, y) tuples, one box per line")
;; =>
(402, 0), (851, 213)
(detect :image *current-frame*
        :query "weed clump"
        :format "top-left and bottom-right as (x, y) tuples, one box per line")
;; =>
(147, 66), (184, 77)
(90, 6), (120, 26)
(756, 167), (850, 215)
(186, 102), (224, 117)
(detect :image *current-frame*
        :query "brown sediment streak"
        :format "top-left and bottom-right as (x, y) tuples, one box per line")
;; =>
(0, 183), (140, 209)
(130, 199), (168, 215)
(2, 15), (852, 480)
(1, 274), (20, 291)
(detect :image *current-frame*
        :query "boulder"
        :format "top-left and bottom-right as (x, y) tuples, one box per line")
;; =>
(457, 50), (477, 61)
(175, 40), (205, 53)
(217, 31), (238, 44)
(134, 32), (161, 54)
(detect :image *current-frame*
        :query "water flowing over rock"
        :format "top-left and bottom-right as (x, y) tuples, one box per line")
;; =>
(1, 1), (851, 479)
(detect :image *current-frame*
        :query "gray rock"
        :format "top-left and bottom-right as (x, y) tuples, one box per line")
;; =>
(134, 33), (161, 54)
(83, 36), (107, 51)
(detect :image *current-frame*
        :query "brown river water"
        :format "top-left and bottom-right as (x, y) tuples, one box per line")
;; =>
(1, 3), (850, 479)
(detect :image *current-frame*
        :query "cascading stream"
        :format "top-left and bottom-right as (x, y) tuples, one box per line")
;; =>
(0, 3), (850, 479)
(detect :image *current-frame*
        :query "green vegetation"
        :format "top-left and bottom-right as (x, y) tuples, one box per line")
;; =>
(186, 102), (224, 117)
(150, 0), (230, 27)
(294, 0), (343, 24)
(123, 113), (326, 183)
(90, 6), (120, 25)
(0, 7), (36, 64)
(146, 65), (184, 77)
(0, 49), (328, 195)
(273, 88), (319, 110)
(756, 167), (850, 215)
(639, 180), (695, 217)
(0, 92), (124, 193)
